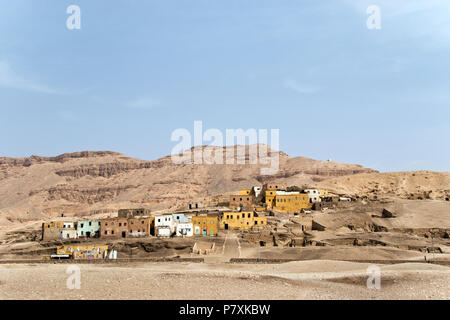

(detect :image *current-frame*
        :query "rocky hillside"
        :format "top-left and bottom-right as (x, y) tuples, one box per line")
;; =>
(0, 145), (377, 225)
(318, 171), (450, 201)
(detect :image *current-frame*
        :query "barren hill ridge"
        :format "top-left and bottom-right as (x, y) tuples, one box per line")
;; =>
(0, 145), (378, 225)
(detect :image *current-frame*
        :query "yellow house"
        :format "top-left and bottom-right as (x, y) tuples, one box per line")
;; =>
(318, 189), (329, 198)
(57, 245), (109, 260)
(43, 221), (64, 228)
(273, 192), (311, 212)
(220, 211), (267, 230)
(239, 189), (252, 196)
(265, 190), (277, 208)
(191, 215), (219, 236)
(42, 221), (67, 240)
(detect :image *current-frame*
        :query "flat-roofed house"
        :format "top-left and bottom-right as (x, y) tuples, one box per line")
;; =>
(229, 195), (254, 211)
(274, 191), (311, 213)
(100, 217), (128, 238)
(176, 223), (194, 237)
(42, 221), (64, 240)
(304, 189), (321, 203)
(192, 215), (219, 237)
(127, 217), (153, 237)
(77, 220), (101, 238)
(154, 214), (175, 237)
(220, 211), (267, 230)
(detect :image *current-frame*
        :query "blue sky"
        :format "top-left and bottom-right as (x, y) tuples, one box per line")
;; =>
(0, 0), (449, 172)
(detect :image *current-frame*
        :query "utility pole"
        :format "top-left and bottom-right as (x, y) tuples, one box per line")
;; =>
(430, 228), (438, 264)
(257, 244), (260, 264)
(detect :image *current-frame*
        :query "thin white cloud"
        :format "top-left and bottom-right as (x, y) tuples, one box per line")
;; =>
(283, 78), (319, 94)
(0, 60), (60, 94)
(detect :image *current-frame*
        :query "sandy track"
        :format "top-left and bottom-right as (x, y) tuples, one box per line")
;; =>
(0, 261), (448, 300)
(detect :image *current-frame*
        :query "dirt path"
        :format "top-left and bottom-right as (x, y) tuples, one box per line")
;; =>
(222, 232), (241, 259)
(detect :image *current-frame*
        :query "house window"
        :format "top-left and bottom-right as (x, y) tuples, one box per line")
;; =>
(104, 231), (107, 235)
(112, 230), (114, 234)
(89, 222), (92, 226)
(119, 223), (122, 227)
(80, 223), (84, 228)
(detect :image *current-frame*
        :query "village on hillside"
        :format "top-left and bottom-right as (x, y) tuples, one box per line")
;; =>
(40, 183), (356, 260)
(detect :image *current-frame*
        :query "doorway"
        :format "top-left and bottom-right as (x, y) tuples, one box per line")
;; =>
(122, 231), (126, 238)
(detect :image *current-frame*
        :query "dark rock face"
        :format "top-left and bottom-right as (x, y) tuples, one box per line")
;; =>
(382, 209), (396, 218)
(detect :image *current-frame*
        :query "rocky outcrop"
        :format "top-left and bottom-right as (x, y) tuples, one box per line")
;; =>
(55, 162), (155, 178)
(46, 185), (139, 204)
(0, 151), (122, 167)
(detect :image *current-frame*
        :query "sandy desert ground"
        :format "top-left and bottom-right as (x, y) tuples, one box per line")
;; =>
(0, 261), (449, 300)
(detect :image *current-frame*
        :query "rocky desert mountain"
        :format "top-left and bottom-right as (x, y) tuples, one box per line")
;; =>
(0, 145), (378, 225)
(0, 145), (448, 226)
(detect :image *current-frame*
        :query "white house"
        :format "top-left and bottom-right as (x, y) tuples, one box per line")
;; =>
(155, 214), (175, 237)
(176, 223), (193, 237)
(155, 215), (174, 231)
(157, 227), (172, 237)
(61, 222), (77, 239)
(63, 222), (75, 229)
(304, 189), (321, 203)
(61, 229), (77, 239)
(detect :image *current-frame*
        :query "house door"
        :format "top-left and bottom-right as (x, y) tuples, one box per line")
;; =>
(224, 224), (228, 230)
(86, 232), (91, 238)
(202, 229), (207, 237)
(122, 231), (126, 238)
